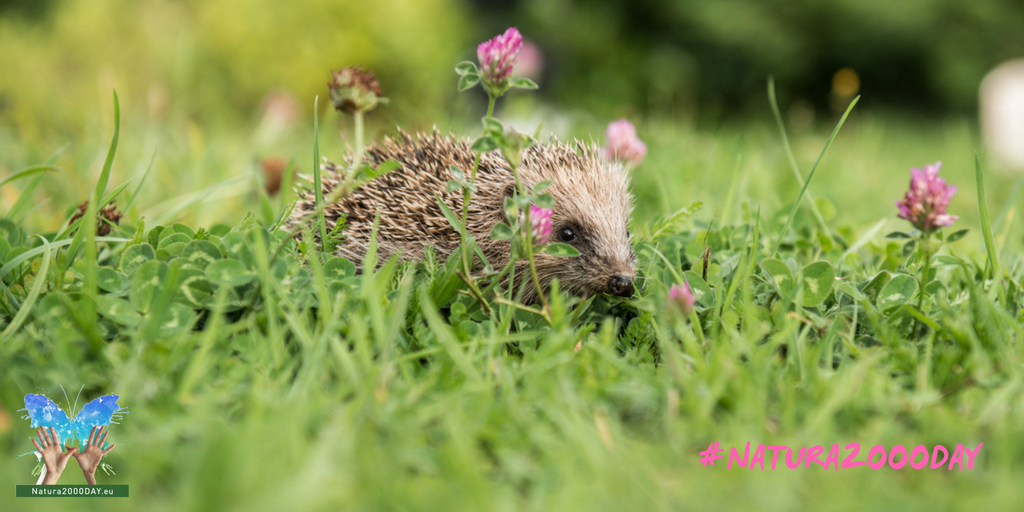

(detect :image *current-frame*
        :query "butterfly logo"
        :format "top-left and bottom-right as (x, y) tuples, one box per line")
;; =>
(21, 392), (124, 450)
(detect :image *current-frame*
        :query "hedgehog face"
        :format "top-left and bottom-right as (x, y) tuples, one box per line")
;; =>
(528, 159), (637, 299)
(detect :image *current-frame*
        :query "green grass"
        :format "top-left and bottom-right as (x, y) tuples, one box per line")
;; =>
(2, 88), (1024, 512)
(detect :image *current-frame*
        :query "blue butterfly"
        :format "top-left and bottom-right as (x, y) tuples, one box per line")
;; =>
(22, 393), (122, 449)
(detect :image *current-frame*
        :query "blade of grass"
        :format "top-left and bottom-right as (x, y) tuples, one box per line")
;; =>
(0, 237), (128, 282)
(838, 218), (887, 274)
(278, 158), (295, 214)
(58, 92), (122, 286)
(747, 207), (761, 276)
(7, 175), (47, 223)
(60, 218), (88, 274)
(8, 144), (68, 222)
(124, 149), (158, 212)
(0, 165), (59, 189)
(93, 90), (120, 204)
(975, 153), (1006, 307)
(772, 94), (860, 254)
(269, 200), (297, 231)
(99, 180), (132, 208)
(178, 285), (232, 402)
(899, 304), (941, 332)
(1, 235), (51, 341)
(145, 174), (247, 225)
(81, 179), (102, 350)
(254, 161), (276, 225)
(721, 231), (754, 323)
(720, 154), (742, 225)
(136, 262), (179, 342)
(419, 289), (483, 383)
(313, 96), (328, 254)
(993, 173), (1024, 233)
(767, 77), (829, 234)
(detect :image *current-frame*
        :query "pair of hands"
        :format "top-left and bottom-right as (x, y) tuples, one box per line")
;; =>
(31, 425), (115, 485)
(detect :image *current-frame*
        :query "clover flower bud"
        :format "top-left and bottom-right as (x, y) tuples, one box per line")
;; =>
(604, 119), (647, 165)
(668, 283), (696, 316)
(896, 162), (958, 233)
(529, 205), (553, 244)
(477, 28), (523, 84)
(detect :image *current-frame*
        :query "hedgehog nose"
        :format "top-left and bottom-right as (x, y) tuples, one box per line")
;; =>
(608, 274), (634, 297)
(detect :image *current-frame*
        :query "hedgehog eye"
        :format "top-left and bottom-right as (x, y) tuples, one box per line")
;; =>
(557, 226), (578, 243)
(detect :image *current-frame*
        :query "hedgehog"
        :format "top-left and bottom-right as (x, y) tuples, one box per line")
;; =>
(288, 130), (636, 304)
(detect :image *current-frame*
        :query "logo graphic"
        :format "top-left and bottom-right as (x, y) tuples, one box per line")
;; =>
(23, 394), (122, 450)
(17, 389), (126, 490)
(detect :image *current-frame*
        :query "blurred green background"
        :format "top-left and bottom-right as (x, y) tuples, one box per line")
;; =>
(5, 0), (1024, 123)
(2, 0), (1022, 271)
(4, 0), (1023, 125)
(0, 0), (1022, 237)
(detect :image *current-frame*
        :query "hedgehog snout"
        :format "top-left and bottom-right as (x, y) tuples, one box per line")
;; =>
(607, 274), (634, 297)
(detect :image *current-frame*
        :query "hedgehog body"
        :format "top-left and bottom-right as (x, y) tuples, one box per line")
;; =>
(288, 131), (636, 303)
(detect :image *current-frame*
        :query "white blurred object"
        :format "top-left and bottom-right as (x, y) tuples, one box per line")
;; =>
(981, 59), (1024, 170)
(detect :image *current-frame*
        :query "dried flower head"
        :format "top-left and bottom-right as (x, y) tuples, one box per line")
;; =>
(69, 201), (122, 236)
(668, 282), (695, 316)
(529, 204), (553, 244)
(896, 162), (958, 233)
(477, 28), (523, 84)
(604, 119), (647, 165)
(261, 157), (290, 196)
(328, 66), (384, 114)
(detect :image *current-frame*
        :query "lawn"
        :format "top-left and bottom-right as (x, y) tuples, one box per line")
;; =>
(1, 63), (1023, 512)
